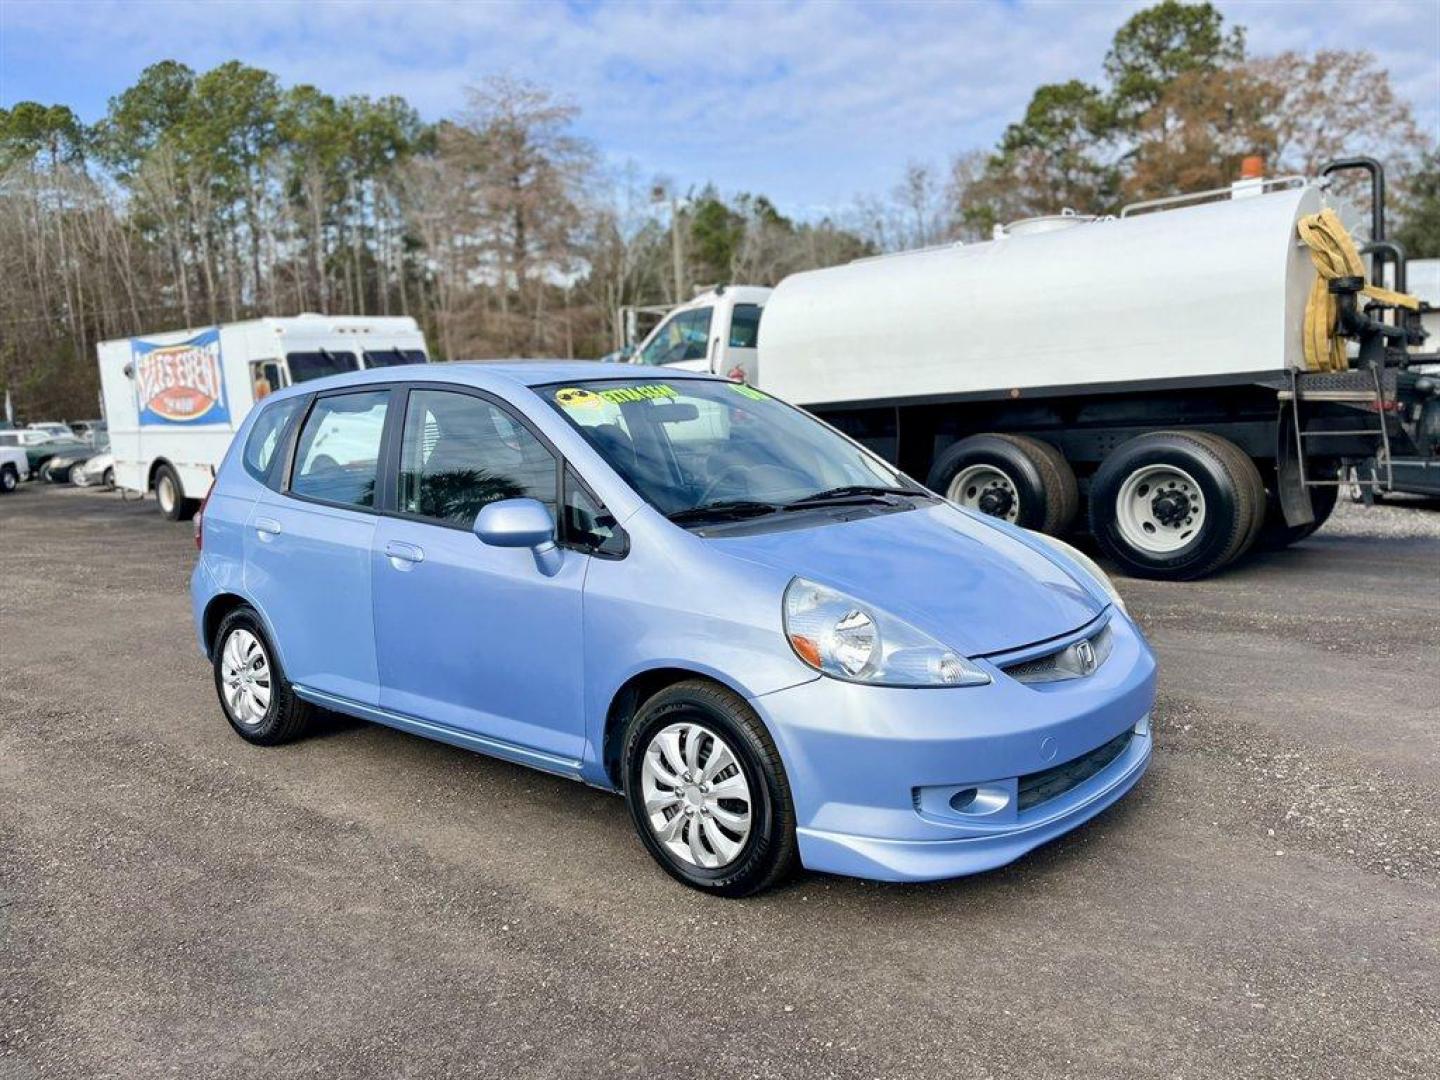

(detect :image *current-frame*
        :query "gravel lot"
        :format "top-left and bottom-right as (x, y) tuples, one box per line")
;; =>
(2, 485), (1437, 1079)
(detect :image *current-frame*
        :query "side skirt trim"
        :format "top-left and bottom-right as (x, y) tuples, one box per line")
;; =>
(292, 685), (586, 780)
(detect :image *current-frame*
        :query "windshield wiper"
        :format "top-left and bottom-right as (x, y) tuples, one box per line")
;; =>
(784, 484), (927, 510)
(666, 499), (784, 525)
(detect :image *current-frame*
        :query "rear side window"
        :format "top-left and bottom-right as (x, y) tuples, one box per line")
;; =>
(242, 397), (303, 485)
(398, 389), (557, 527)
(290, 390), (390, 508)
(729, 303), (762, 348)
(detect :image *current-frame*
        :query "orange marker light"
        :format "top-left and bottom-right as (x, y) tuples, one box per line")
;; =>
(790, 634), (823, 668)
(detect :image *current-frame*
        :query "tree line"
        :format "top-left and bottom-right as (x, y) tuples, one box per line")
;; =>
(1, 1), (1435, 420)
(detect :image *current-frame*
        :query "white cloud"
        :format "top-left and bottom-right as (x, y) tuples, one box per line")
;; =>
(1, 0), (1435, 216)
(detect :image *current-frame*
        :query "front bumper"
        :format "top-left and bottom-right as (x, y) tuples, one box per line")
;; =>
(749, 609), (1157, 882)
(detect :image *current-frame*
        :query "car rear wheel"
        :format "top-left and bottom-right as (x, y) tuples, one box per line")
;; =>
(622, 679), (798, 897)
(102, 467), (115, 490)
(212, 607), (314, 745)
(1089, 431), (1263, 580)
(928, 433), (1078, 534)
(0, 465), (18, 494)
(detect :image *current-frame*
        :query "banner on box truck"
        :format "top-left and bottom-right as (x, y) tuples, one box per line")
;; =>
(132, 329), (229, 425)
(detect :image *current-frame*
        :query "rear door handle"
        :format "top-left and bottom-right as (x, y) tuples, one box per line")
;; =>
(254, 517), (282, 540)
(385, 540), (425, 570)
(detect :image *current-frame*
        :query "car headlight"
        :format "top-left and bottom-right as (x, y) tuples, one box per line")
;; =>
(782, 577), (990, 687)
(1030, 533), (1127, 613)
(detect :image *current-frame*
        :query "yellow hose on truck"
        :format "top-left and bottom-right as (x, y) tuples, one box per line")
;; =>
(1297, 208), (1419, 372)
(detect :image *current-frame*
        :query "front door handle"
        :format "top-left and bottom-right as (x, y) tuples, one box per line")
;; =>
(385, 540), (425, 570)
(254, 517), (282, 541)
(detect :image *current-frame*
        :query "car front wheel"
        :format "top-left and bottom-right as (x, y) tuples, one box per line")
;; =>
(622, 680), (798, 897)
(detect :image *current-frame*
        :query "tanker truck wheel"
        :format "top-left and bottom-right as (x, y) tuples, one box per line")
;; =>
(1088, 431), (1263, 580)
(929, 433), (1078, 534)
(1257, 462), (1339, 549)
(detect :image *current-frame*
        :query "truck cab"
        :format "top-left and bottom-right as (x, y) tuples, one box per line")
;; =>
(631, 285), (771, 382)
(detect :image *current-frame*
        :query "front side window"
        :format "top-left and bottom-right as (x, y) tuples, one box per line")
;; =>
(251, 360), (284, 400)
(398, 389), (557, 527)
(545, 378), (921, 521)
(290, 390), (389, 508)
(563, 465), (625, 556)
(638, 307), (713, 366)
(286, 350), (359, 384)
(242, 397), (303, 485)
(729, 303), (763, 349)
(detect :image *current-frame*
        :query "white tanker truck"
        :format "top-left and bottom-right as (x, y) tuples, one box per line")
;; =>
(635, 158), (1434, 580)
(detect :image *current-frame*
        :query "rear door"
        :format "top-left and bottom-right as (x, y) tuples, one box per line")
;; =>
(370, 385), (587, 762)
(243, 387), (393, 705)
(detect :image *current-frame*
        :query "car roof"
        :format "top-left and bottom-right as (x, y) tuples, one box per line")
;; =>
(262, 360), (717, 403)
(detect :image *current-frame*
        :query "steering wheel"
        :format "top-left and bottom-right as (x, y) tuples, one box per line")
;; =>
(697, 464), (810, 505)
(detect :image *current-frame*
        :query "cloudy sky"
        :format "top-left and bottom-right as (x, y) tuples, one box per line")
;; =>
(1, 0), (1436, 215)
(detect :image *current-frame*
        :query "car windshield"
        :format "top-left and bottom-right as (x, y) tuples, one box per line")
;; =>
(543, 378), (925, 521)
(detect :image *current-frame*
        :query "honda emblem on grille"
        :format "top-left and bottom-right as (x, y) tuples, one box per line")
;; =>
(1075, 639), (1097, 674)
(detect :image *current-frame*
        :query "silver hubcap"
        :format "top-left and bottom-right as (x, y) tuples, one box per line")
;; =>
(641, 721), (753, 869)
(158, 475), (176, 513)
(1115, 464), (1206, 554)
(948, 464), (1020, 522)
(220, 628), (272, 726)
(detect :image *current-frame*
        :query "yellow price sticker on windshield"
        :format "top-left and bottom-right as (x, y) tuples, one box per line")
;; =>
(728, 382), (767, 401)
(555, 387), (603, 409)
(597, 383), (678, 405)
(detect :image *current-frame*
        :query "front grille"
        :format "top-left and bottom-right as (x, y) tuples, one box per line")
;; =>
(1002, 623), (1113, 685)
(1017, 729), (1133, 812)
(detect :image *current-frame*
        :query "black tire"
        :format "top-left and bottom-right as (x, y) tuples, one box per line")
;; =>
(622, 679), (799, 897)
(927, 433), (1077, 534)
(0, 465), (18, 494)
(1013, 434), (1080, 532)
(1088, 431), (1263, 580)
(1256, 467), (1339, 550)
(211, 607), (314, 746)
(153, 463), (196, 521)
(1185, 432), (1266, 557)
(102, 467), (115, 489)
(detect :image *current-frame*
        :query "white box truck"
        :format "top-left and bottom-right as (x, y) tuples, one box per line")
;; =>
(98, 314), (427, 519)
(630, 158), (1434, 579)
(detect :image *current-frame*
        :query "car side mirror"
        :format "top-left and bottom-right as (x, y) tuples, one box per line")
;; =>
(474, 498), (562, 575)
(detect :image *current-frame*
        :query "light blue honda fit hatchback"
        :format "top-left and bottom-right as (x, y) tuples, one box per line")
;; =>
(191, 363), (1156, 895)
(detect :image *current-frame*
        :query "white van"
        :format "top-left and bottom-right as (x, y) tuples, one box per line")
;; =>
(98, 314), (428, 519)
(630, 285), (771, 380)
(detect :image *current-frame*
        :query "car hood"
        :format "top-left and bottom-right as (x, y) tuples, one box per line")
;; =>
(708, 503), (1102, 657)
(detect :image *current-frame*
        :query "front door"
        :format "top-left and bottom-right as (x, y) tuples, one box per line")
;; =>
(243, 387), (391, 705)
(371, 386), (587, 762)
